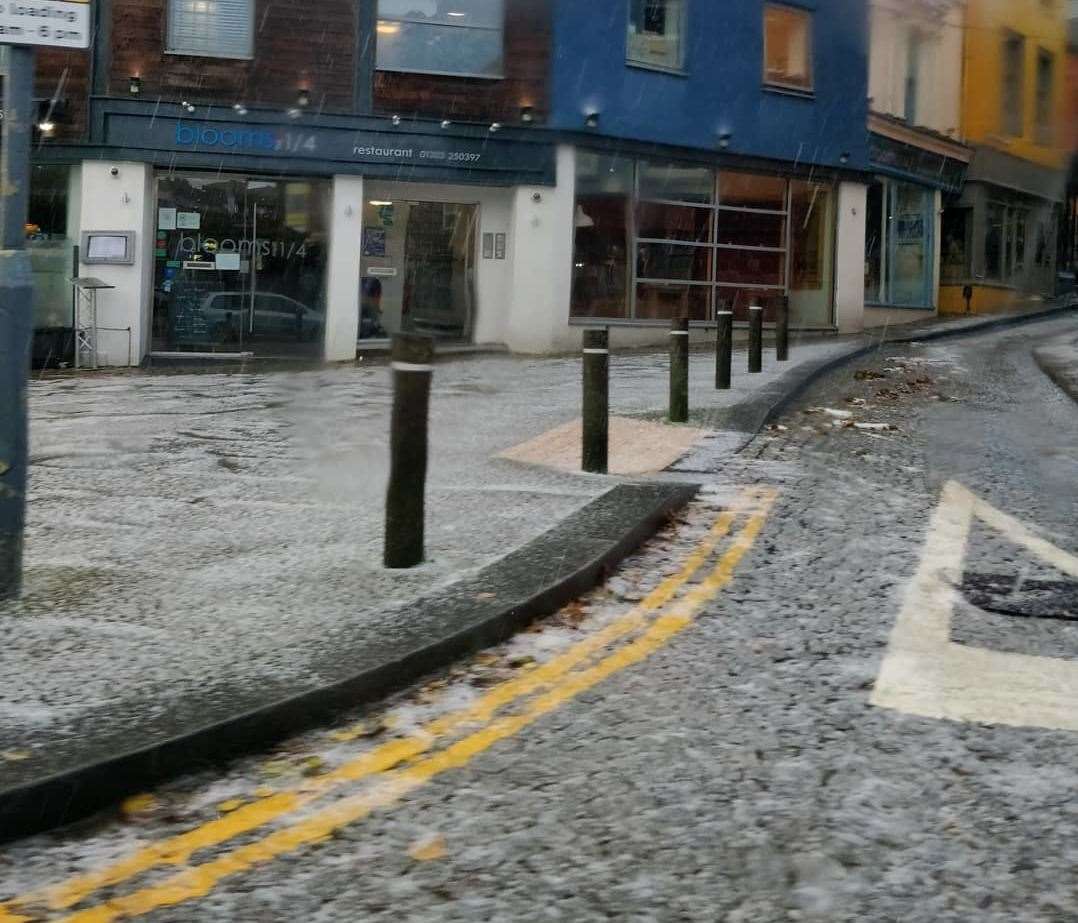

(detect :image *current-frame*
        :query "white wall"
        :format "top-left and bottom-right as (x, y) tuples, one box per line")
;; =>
(834, 182), (868, 334)
(78, 161), (153, 366)
(325, 175), (364, 362)
(869, 0), (964, 138)
(504, 144), (578, 353)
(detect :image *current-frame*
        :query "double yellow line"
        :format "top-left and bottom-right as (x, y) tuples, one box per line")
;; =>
(2, 486), (778, 923)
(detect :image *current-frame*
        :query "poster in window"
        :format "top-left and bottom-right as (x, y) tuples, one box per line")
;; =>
(363, 228), (387, 257)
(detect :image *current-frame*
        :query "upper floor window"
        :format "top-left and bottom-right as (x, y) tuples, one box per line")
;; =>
(167, 0), (254, 59)
(1001, 31), (1026, 137)
(904, 29), (922, 124)
(627, 0), (687, 72)
(376, 0), (504, 79)
(764, 4), (813, 92)
(1035, 48), (1055, 144)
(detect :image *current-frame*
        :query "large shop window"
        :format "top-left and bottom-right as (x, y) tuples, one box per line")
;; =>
(864, 179), (935, 308)
(152, 174), (330, 358)
(571, 154), (836, 327)
(984, 202), (1030, 286)
(627, 0), (687, 72)
(377, 0), (504, 78)
(167, 0), (254, 58)
(764, 4), (813, 92)
(28, 165), (76, 331)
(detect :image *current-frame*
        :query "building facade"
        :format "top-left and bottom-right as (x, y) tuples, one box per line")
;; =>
(940, 0), (1070, 314)
(28, 0), (871, 367)
(865, 0), (970, 326)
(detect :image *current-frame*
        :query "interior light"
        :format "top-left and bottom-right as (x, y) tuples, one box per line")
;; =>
(37, 120), (55, 135)
(447, 10), (466, 16)
(369, 200), (394, 207)
(377, 20), (400, 34)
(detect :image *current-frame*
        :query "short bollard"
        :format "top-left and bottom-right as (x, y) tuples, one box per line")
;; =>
(715, 310), (733, 390)
(776, 295), (790, 362)
(748, 305), (763, 374)
(384, 333), (435, 569)
(669, 316), (689, 423)
(582, 328), (609, 473)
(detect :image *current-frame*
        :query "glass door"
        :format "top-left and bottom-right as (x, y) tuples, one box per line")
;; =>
(360, 197), (478, 343)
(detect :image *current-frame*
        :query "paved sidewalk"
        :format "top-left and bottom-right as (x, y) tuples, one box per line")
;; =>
(1034, 331), (1078, 405)
(0, 299), (1073, 823)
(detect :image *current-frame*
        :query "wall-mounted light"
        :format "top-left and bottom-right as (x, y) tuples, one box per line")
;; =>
(519, 105), (534, 124)
(584, 111), (600, 129)
(181, 100), (195, 113)
(717, 131), (732, 149)
(128, 76), (142, 96)
(233, 102), (248, 116)
(297, 88), (311, 109)
(36, 119), (55, 136)
(489, 121), (502, 132)
(286, 107), (302, 120)
(839, 151), (850, 165)
(440, 119), (452, 129)
(391, 114), (401, 126)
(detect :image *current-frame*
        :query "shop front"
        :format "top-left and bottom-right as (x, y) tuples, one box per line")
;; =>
(569, 151), (837, 330)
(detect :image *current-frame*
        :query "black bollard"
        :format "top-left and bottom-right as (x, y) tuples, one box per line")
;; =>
(384, 333), (435, 569)
(748, 305), (763, 374)
(582, 328), (609, 473)
(715, 310), (733, 390)
(776, 295), (790, 362)
(669, 316), (689, 423)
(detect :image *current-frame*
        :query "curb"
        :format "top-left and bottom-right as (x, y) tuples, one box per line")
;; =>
(751, 301), (1078, 432)
(1033, 339), (1078, 406)
(0, 481), (697, 844)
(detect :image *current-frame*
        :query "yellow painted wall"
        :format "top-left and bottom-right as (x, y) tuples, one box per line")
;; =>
(962, 0), (1069, 170)
(939, 283), (1045, 315)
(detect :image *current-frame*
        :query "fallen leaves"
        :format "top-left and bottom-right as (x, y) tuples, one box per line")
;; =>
(408, 833), (448, 862)
(120, 793), (158, 818)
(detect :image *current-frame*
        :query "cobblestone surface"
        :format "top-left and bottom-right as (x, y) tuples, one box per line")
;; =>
(2, 316), (1078, 921)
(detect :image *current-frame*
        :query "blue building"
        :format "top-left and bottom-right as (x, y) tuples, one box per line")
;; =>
(27, 0), (874, 366)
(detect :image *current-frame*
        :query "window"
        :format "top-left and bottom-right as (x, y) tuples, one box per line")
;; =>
(627, 0), (687, 72)
(985, 202), (1031, 285)
(167, 0), (254, 58)
(941, 207), (971, 283)
(376, 0), (504, 78)
(905, 30), (922, 124)
(572, 155), (836, 324)
(1035, 49), (1054, 145)
(1001, 32), (1025, 137)
(764, 4), (812, 92)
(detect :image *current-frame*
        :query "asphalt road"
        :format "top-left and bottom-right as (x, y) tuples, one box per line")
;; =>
(2, 316), (1077, 923)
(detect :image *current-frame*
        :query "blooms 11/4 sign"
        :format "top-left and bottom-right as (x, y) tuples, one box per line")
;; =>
(0, 0), (91, 48)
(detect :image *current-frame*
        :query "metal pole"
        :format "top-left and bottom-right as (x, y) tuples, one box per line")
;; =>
(715, 310), (732, 390)
(669, 315), (689, 423)
(776, 295), (790, 362)
(581, 328), (609, 474)
(0, 45), (36, 600)
(384, 333), (434, 569)
(748, 305), (763, 374)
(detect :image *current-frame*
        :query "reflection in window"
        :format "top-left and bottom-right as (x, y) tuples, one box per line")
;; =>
(864, 179), (934, 308)
(29, 165), (76, 330)
(941, 207), (971, 284)
(571, 152), (633, 319)
(627, 0), (687, 71)
(377, 0), (504, 78)
(638, 160), (713, 205)
(789, 180), (834, 327)
(719, 172), (787, 210)
(764, 4), (813, 91)
(635, 283), (709, 321)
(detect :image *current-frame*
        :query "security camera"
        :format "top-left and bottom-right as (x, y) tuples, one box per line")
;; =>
(532, 192), (542, 203)
(109, 167), (120, 177)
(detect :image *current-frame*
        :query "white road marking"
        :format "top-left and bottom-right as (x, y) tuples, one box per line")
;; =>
(871, 481), (1078, 731)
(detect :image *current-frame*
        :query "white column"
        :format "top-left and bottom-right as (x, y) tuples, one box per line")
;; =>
(324, 175), (365, 362)
(78, 161), (153, 366)
(931, 188), (942, 313)
(504, 145), (577, 354)
(834, 180), (868, 334)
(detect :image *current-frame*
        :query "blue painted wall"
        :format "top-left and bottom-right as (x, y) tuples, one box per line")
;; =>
(549, 0), (869, 171)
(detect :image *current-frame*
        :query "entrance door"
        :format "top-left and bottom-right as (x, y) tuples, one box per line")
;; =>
(153, 174), (330, 358)
(360, 199), (478, 342)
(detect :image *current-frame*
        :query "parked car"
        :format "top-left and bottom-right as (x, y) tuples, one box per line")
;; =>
(196, 292), (325, 343)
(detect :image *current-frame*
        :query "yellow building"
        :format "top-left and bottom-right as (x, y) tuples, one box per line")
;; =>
(940, 0), (1070, 314)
